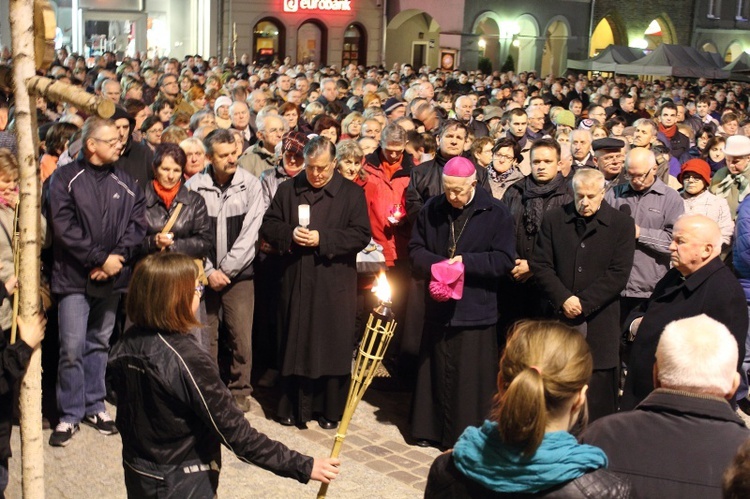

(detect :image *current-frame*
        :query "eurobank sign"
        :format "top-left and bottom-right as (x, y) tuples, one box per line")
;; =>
(283, 0), (352, 11)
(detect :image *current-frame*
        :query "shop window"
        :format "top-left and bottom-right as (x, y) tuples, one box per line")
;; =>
(297, 20), (327, 66)
(253, 18), (285, 65)
(342, 24), (366, 67)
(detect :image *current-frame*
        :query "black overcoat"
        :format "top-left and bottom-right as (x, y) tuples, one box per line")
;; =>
(530, 201), (635, 369)
(620, 257), (749, 410)
(259, 172), (371, 378)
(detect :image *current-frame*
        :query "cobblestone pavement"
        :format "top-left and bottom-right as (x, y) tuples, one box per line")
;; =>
(6, 385), (440, 498)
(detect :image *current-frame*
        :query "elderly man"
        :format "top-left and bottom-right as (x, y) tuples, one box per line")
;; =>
(230, 101), (254, 152)
(525, 105), (546, 141)
(454, 95), (488, 138)
(100, 79), (121, 104)
(570, 129), (596, 170)
(186, 129), (264, 413)
(409, 156), (515, 449)
(621, 215), (748, 410)
(260, 137), (370, 429)
(532, 169), (635, 420)
(592, 137), (627, 190)
(710, 135), (750, 219)
(605, 147), (684, 324)
(238, 113), (285, 178)
(582, 315), (750, 497)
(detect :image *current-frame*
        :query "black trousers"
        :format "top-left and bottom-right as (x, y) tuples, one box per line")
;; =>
(123, 457), (220, 499)
(588, 367), (619, 422)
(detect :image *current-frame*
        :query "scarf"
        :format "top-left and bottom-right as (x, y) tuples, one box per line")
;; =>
(707, 157), (726, 174)
(488, 165), (516, 185)
(714, 170), (750, 203)
(453, 421), (608, 494)
(521, 174), (565, 235)
(153, 179), (180, 209)
(658, 122), (677, 139)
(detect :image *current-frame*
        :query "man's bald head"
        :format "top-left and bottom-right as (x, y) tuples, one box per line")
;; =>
(675, 215), (723, 258)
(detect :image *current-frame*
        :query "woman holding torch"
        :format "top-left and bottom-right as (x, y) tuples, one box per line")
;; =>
(108, 252), (340, 497)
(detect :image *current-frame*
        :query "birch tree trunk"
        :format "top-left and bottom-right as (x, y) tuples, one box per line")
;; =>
(10, 0), (45, 496)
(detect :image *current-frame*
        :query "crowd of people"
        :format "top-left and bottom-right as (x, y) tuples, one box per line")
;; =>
(1, 46), (750, 496)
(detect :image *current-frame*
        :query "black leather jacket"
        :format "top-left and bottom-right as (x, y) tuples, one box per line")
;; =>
(139, 181), (213, 259)
(425, 452), (631, 498)
(107, 327), (314, 482)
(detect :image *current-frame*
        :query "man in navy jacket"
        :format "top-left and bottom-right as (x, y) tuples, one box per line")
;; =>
(47, 116), (146, 447)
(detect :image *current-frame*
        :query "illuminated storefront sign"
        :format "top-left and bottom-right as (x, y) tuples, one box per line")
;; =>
(283, 0), (351, 12)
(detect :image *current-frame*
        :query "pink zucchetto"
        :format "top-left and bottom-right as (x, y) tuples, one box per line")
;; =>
(443, 156), (476, 177)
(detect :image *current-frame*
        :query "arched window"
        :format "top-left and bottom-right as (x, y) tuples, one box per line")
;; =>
(297, 20), (327, 66)
(342, 23), (366, 67)
(253, 18), (285, 65)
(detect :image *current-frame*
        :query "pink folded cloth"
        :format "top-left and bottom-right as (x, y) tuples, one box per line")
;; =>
(429, 260), (465, 302)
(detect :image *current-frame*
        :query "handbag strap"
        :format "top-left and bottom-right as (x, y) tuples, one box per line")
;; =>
(161, 203), (184, 234)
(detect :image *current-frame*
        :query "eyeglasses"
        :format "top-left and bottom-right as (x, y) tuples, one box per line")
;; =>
(92, 137), (121, 147)
(195, 284), (205, 297)
(493, 154), (515, 162)
(625, 171), (651, 182)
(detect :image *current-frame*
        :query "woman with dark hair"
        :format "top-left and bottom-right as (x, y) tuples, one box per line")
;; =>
(425, 321), (630, 498)
(702, 135), (727, 175)
(40, 122), (78, 182)
(487, 137), (524, 200)
(313, 115), (341, 145)
(279, 101), (301, 132)
(681, 126), (715, 164)
(140, 116), (163, 152)
(108, 252), (340, 498)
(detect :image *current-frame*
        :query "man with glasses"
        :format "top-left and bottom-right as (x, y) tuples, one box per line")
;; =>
(47, 116), (147, 446)
(592, 137), (628, 191)
(156, 73), (194, 118)
(605, 147), (684, 326)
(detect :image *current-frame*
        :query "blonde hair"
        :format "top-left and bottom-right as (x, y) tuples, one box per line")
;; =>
(493, 321), (592, 456)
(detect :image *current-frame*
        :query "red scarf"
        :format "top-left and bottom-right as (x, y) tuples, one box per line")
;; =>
(153, 180), (180, 209)
(659, 123), (677, 139)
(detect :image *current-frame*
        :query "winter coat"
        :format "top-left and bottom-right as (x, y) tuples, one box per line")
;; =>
(185, 167), (264, 281)
(409, 187), (516, 327)
(531, 202), (635, 369)
(620, 257), (748, 410)
(733, 197), (750, 301)
(681, 188), (734, 246)
(139, 181), (213, 259)
(259, 171), (371, 378)
(238, 141), (277, 178)
(48, 158), (147, 294)
(581, 389), (750, 499)
(362, 149), (414, 265)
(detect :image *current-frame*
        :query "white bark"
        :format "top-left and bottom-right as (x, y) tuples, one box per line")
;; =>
(10, 0), (45, 496)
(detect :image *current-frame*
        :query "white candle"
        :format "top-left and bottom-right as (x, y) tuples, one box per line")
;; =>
(298, 204), (310, 227)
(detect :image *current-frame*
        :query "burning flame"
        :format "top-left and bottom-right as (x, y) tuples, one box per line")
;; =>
(372, 272), (392, 303)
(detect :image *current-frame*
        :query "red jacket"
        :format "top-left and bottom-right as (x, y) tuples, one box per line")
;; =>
(362, 149), (414, 266)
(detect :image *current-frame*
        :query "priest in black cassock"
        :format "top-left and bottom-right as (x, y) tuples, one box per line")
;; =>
(260, 136), (371, 430)
(409, 156), (515, 449)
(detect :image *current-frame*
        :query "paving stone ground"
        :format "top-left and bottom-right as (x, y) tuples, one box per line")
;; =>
(6, 385), (440, 498)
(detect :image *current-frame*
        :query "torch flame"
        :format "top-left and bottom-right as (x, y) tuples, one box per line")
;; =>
(372, 272), (392, 303)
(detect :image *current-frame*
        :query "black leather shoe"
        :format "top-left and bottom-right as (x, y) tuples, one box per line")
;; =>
(277, 416), (296, 427)
(415, 439), (434, 448)
(317, 417), (338, 430)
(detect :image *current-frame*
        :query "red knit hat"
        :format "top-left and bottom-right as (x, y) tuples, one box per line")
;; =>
(678, 158), (711, 185)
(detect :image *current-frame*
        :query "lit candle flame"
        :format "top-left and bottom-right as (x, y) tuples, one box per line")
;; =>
(372, 272), (391, 303)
